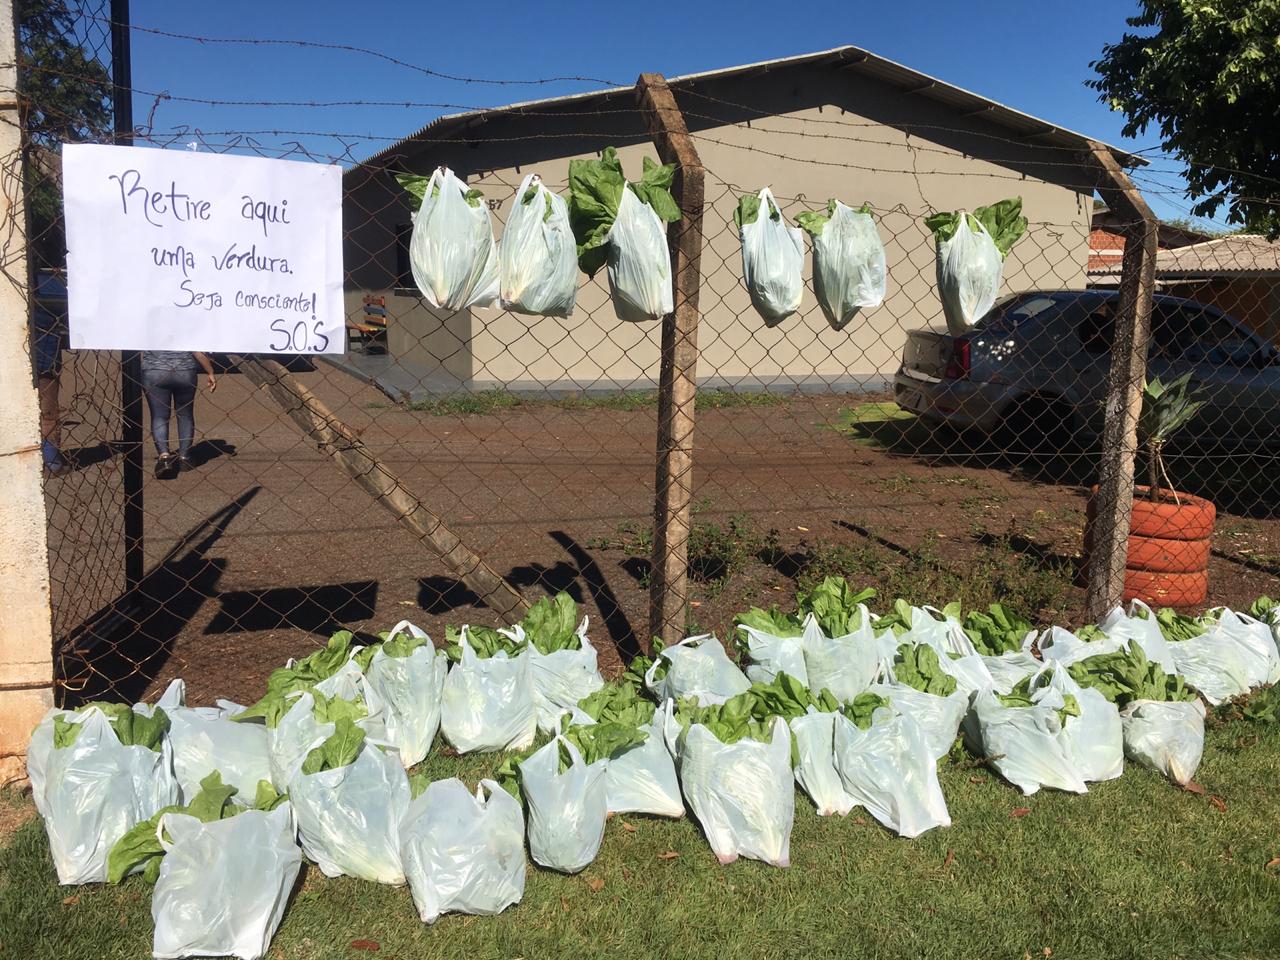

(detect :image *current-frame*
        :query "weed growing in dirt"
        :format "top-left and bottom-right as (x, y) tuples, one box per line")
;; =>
(408, 390), (523, 416)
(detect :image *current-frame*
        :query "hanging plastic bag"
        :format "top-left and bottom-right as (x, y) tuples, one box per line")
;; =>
(926, 198), (1027, 336)
(289, 721), (410, 884)
(517, 735), (608, 874)
(499, 174), (578, 318)
(796, 200), (887, 331)
(521, 598), (605, 733)
(832, 704), (951, 837)
(676, 717), (793, 866)
(568, 147), (680, 323)
(403, 166), (498, 312)
(151, 804), (300, 960)
(789, 708), (856, 817)
(400, 777), (526, 923)
(645, 634), (751, 705)
(1119, 698), (1205, 785)
(963, 688), (1087, 796)
(30, 704), (179, 884)
(737, 188), (804, 325)
(801, 608), (882, 702)
(155, 679), (272, 804)
(362, 620), (449, 768)
(439, 626), (537, 753)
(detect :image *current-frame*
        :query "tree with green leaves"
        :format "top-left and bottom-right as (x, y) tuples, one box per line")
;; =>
(17, 0), (113, 268)
(1089, 1), (1280, 237)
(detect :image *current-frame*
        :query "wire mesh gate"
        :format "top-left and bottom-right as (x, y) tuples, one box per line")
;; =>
(21, 13), (1280, 708)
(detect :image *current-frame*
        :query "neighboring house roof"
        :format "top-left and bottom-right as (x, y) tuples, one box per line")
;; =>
(360, 45), (1143, 169)
(1153, 234), (1280, 278)
(1087, 234), (1280, 281)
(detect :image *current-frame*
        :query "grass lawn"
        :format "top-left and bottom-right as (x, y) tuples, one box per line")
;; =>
(2, 711), (1279, 960)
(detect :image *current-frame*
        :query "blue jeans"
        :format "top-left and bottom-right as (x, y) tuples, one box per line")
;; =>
(143, 368), (197, 457)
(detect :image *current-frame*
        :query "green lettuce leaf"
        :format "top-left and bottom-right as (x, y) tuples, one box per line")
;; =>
(893, 643), (958, 697)
(924, 198), (1027, 258)
(734, 605), (804, 639)
(396, 172), (483, 211)
(253, 779), (289, 812)
(309, 689), (368, 725)
(576, 683), (655, 727)
(676, 691), (775, 746)
(796, 200), (872, 237)
(522, 593), (582, 654)
(843, 691), (890, 731)
(408, 772), (432, 799)
(443, 624), (525, 663)
(962, 604), (1033, 657)
(299, 718), (366, 776)
(997, 672), (1081, 724)
(797, 576), (876, 638)
(1067, 641), (1197, 706)
(745, 671), (841, 721)
(559, 718), (648, 769)
(1132, 605), (1206, 643)
(568, 146), (680, 276)
(381, 626), (431, 660)
(234, 630), (358, 727)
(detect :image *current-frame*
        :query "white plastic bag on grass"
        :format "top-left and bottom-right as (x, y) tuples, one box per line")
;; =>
(151, 804), (300, 960)
(1038, 626), (1127, 667)
(963, 689), (1087, 796)
(738, 187), (804, 325)
(832, 706), (950, 837)
(526, 620), (605, 734)
(32, 706), (179, 884)
(606, 184), (673, 322)
(1168, 625), (1254, 705)
(266, 679), (385, 790)
(1188, 608), (1280, 694)
(789, 709), (856, 817)
(798, 200), (887, 331)
(981, 648), (1042, 695)
(867, 680), (967, 761)
(737, 615), (810, 686)
(601, 703), (684, 818)
(363, 620), (449, 768)
(499, 174), (577, 318)
(889, 605), (995, 695)
(934, 212), (1003, 335)
(801, 608), (882, 702)
(400, 778), (526, 923)
(439, 627), (537, 753)
(1098, 601), (1178, 672)
(408, 166), (499, 312)
(1120, 698), (1205, 786)
(677, 719), (793, 867)
(157, 679), (271, 804)
(289, 738), (410, 884)
(1036, 666), (1123, 784)
(519, 735), (608, 874)
(646, 634), (751, 705)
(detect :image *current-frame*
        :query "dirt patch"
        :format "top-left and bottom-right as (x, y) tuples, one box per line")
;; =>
(42, 362), (1280, 707)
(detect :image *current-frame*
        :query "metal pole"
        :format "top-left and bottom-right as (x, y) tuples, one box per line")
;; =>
(110, 0), (143, 592)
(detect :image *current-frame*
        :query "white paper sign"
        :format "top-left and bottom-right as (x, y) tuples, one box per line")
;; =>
(63, 143), (344, 353)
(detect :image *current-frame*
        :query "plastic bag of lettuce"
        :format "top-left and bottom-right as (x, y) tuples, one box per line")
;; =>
(499, 173), (578, 317)
(570, 684), (683, 817)
(27, 700), (178, 884)
(517, 593), (604, 733)
(736, 187), (804, 325)
(1068, 640), (1205, 785)
(439, 624), (537, 753)
(400, 166), (498, 312)
(569, 146), (680, 322)
(796, 200), (887, 331)
(670, 694), (794, 866)
(873, 642), (968, 760)
(926, 197), (1027, 336)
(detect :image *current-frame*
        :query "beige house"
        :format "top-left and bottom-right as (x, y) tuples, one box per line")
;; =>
(342, 46), (1139, 398)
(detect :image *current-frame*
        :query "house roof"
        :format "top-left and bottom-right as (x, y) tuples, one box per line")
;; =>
(360, 45), (1143, 170)
(1152, 234), (1280, 278)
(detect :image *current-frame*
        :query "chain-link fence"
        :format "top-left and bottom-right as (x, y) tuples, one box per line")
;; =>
(21, 20), (1280, 707)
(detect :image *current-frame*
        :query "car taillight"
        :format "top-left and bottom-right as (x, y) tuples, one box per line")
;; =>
(944, 339), (970, 380)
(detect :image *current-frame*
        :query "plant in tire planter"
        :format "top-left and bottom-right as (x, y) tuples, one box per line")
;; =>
(1086, 374), (1212, 607)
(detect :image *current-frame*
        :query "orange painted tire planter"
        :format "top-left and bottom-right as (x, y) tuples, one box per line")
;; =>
(1085, 485), (1214, 608)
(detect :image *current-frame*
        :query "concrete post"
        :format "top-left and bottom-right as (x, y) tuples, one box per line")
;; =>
(0, 0), (55, 786)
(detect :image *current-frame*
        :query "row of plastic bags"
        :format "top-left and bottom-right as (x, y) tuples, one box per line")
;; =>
(408, 167), (669, 322)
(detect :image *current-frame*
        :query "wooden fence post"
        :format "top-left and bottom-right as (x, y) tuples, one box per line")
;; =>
(235, 355), (530, 623)
(635, 73), (705, 650)
(1082, 141), (1158, 623)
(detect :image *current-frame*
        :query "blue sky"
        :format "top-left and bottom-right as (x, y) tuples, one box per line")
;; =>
(125, 0), (1211, 226)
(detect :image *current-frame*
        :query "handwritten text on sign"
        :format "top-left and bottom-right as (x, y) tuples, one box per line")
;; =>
(64, 144), (344, 354)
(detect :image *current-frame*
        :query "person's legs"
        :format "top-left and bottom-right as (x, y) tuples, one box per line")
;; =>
(143, 370), (174, 456)
(172, 375), (197, 460)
